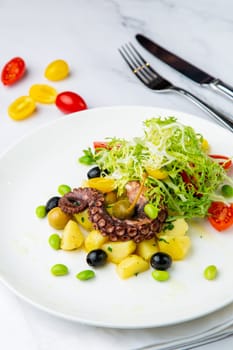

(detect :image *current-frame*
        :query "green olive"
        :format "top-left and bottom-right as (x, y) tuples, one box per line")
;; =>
(152, 269), (170, 282)
(112, 199), (134, 219)
(104, 191), (118, 205)
(51, 263), (69, 276)
(47, 207), (70, 229)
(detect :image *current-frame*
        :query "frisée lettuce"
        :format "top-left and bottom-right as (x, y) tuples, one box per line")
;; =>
(80, 117), (231, 221)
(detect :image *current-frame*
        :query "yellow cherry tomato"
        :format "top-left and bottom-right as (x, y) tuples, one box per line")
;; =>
(29, 84), (57, 104)
(201, 139), (209, 152)
(8, 96), (36, 120)
(44, 59), (69, 81)
(84, 178), (116, 193)
(145, 166), (168, 180)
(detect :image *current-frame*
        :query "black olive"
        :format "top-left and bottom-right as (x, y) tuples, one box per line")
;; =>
(87, 166), (101, 179)
(46, 196), (61, 213)
(86, 249), (108, 267)
(150, 252), (172, 270)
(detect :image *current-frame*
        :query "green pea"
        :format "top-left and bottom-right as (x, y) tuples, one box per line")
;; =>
(152, 269), (170, 282)
(35, 205), (46, 218)
(58, 184), (71, 195)
(204, 265), (218, 280)
(221, 184), (233, 198)
(51, 264), (69, 276)
(48, 234), (61, 250)
(76, 269), (95, 281)
(144, 203), (158, 219)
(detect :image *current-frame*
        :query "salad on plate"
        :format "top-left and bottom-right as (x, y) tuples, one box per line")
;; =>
(39, 116), (233, 280)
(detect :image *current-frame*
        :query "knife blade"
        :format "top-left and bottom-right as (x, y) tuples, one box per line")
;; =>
(136, 34), (233, 100)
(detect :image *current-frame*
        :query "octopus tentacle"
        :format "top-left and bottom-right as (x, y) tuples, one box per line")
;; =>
(58, 187), (167, 243)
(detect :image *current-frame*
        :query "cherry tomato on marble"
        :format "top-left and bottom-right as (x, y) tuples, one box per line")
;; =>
(29, 84), (57, 104)
(55, 91), (87, 114)
(8, 96), (36, 120)
(208, 201), (233, 232)
(1, 57), (26, 86)
(44, 59), (69, 81)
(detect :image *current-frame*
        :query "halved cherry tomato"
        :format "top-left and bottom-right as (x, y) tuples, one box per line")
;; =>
(93, 141), (109, 150)
(209, 154), (232, 170)
(8, 96), (36, 120)
(55, 91), (87, 114)
(208, 201), (233, 231)
(1, 57), (26, 86)
(29, 84), (57, 104)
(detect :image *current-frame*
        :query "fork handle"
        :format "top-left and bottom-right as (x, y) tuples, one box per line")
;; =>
(172, 86), (233, 133)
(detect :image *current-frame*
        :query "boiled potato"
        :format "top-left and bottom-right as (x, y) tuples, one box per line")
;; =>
(101, 240), (136, 264)
(84, 230), (108, 252)
(73, 209), (93, 231)
(136, 238), (159, 261)
(61, 220), (84, 250)
(157, 235), (191, 260)
(160, 218), (188, 236)
(116, 254), (149, 279)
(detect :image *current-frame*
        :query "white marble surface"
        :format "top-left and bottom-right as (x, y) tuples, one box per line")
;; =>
(0, 1), (233, 349)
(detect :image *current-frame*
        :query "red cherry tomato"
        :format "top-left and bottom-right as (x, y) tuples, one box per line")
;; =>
(1, 57), (26, 86)
(55, 91), (87, 114)
(208, 201), (233, 231)
(93, 141), (109, 150)
(209, 154), (232, 170)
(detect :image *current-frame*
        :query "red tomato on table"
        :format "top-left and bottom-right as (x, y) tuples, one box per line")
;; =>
(55, 91), (87, 114)
(1, 57), (26, 85)
(208, 201), (233, 231)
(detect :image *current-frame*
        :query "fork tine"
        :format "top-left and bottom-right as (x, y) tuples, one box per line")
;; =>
(119, 45), (149, 85)
(128, 43), (160, 77)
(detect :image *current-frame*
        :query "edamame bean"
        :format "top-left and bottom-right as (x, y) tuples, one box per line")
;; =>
(203, 265), (218, 280)
(48, 234), (61, 250)
(51, 264), (69, 276)
(152, 269), (170, 282)
(221, 184), (233, 198)
(144, 203), (158, 219)
(35, 205), (46, 218)
(58, 184), (71, 195)
(76, 269), (95, 281)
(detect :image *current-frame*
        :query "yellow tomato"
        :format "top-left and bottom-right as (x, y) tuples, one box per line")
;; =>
(201, 139), (209, 152)
(145, 166), (168, 180)
(44, 59), (69, 81)
(84, 177), (116, 193)
(8, 96), (36, 121)
(29, 84), (57, 104)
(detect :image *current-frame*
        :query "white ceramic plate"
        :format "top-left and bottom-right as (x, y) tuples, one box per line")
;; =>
(0, 106), (233, 329)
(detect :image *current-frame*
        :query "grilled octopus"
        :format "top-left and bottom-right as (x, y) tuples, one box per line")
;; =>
(58, 182), (167, 243)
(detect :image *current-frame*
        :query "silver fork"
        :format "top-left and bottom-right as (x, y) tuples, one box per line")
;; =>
(119, 43), (233, 133)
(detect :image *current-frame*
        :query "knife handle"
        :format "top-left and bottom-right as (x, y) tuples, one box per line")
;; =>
(172, 87), (233, 133)
(209, 79), (233, 100)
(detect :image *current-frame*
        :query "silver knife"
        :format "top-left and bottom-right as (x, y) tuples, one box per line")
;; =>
(136, 34), (233, 101)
